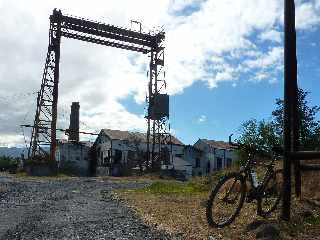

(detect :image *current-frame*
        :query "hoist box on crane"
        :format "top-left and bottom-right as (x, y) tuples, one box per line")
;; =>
(148, 94), (169, 120)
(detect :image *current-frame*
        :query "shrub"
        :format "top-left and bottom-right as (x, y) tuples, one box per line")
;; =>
(305, 215), (320, 225)
(0, 156), (18, 171)
(25, 155), (56, 167)
(0, 157), (11, 170)
(59, 161), (78, 176)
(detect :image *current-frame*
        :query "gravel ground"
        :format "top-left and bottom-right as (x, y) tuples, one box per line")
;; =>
(0, 175), (173, 240)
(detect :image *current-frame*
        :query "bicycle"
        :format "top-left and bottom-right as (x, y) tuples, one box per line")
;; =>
(206, 143), (283, 228)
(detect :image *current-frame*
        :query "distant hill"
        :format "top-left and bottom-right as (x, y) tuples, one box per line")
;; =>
(0, 147), (28, 158)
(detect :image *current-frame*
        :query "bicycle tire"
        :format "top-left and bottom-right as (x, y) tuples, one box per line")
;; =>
(206, 172), (246, 228)
(257, 169), (283, 216)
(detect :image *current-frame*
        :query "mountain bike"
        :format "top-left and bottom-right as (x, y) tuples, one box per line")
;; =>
(206, 144), (283, 228)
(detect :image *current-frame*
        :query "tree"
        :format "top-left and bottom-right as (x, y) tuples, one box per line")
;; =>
(257, 120), (281, 153)
(237, 89), (320, 162)
(272, 88), (320, 150)
(236, 119), (280, 161)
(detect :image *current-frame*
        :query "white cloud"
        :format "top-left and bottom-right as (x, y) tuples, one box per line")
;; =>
(164, 0), (284, 94)
(198, 115), (207, 123)
(243, 47), (283, 82)
(0, 134), (26, 148)
(244, 47), (283, 69)
(296, 1), (320, 29)
(254, 72), (269, 82)
(169, 0), (204, 12)
(0, 0), (319, 146)
(259, 30), (282, 43)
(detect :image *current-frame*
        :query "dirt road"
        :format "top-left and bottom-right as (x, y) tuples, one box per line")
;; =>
(0, 175), (172, 240)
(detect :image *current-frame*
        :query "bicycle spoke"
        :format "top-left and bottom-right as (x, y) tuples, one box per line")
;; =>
(207, 172), (245, 227)
(258, 169), (283, 216)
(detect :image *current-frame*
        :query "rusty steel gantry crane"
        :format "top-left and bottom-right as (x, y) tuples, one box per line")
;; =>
(29, 9), (170, 167)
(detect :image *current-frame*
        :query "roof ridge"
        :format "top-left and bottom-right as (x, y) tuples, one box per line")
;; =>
(101, 128), (184, 145)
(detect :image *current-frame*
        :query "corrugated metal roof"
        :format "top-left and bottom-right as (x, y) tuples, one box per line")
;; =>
(100, 129), (184, 145)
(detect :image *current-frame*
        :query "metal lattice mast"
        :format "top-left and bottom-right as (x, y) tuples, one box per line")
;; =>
(29, 9), (62, 160)
(146, 34), (171, 169)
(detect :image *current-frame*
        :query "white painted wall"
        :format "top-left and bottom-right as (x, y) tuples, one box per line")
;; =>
(191, 139), (238, 176)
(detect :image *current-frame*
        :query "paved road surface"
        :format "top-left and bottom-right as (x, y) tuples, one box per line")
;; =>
(0, 175), (172, 240)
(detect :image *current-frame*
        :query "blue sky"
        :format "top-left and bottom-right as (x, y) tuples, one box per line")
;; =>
(0, 0), (319, 147)
(120, 0), (320, 145)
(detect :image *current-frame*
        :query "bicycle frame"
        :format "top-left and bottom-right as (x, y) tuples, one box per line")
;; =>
(206, 140), (283, 227)
(240, 154), (277, 200)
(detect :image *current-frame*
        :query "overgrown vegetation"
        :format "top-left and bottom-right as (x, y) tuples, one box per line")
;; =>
(305, 214), (320, 225)
(128, 171), (225, 194)
(133, 180), (205, 194)
(13, 170), (73, 180)
(25, 155), (55, 165)
(115, 170), (320, 240)
(236, 89), (320, 160)
(59, 161), (79, 176)
(0, 156), (19, 171)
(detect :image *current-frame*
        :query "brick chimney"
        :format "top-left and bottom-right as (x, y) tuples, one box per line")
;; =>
(68, 102), (80, 142)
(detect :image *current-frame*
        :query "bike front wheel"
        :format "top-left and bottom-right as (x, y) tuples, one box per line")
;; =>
(206, 172), (246, 228)
(257, 169), (283, 216)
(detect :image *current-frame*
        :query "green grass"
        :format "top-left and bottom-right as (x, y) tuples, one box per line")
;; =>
(120, 170), (227, 195)
(305, 215), (320, 225)
(13, 171), (74, 180)
(136, 181), (197, 194)
(131, 179), (210, 194)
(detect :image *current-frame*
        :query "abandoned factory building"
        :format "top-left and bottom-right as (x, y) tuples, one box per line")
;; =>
(92, 128), (185, 176)
(54, 101), (237, 178)
(55, 102), (94, 176)
(185, 139), (237, 176)
(56, 140), (93, 176)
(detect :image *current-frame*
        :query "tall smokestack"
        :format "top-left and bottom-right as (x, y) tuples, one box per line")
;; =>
(68, 102), (80, 142)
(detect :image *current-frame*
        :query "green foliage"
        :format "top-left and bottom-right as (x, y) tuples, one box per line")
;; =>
(236, 119), (280, 160)
(272, 89), (320, 150)
(305, 215), (320, 225)
(134, 180), (209, 194)
(0, 156), (18, 170)
(236, 89), (320, 161)
(25, 155), (55, 166)
(232, 153), (247, 167)
(125, 169), (234, 195)
(207, 170), (225, 183)
(0, 157), (12, 169)
(59, 161), (77, 176)
(188, 176), (212, 192)
(258, 120), (281, 153)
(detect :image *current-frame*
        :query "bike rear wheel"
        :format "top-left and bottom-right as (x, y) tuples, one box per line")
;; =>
(257, 169), (283, 216)
(206, 172), (246, 228)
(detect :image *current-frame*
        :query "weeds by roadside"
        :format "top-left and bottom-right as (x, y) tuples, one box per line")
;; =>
(115, 170), (320, 240)
(4, 171), (75, 180)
